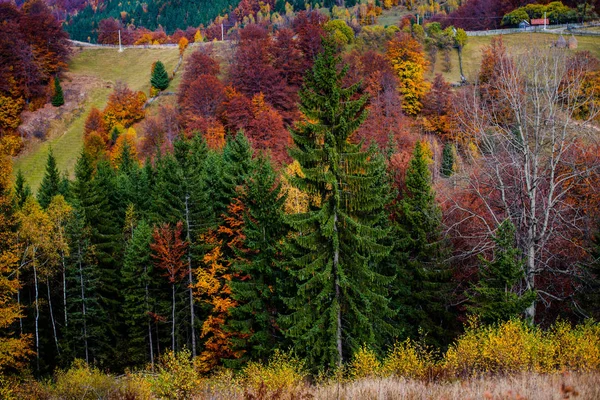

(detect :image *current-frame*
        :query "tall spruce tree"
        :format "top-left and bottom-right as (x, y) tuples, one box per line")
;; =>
(467, 219), (536, 324)
(282, 44), (394, 368)
(122, 220), (156, 367)
(62, 153), (108, 366)
(70, 153), (123, 367)
(37, 149), (62, 208)
(51, 77), (65, 107)
(227, 155), (288, 364)
(153, 134), (209, 357)
(151, 61), (169, 91)
(14, 169), (32, 209)
(394, 141), (454, 347)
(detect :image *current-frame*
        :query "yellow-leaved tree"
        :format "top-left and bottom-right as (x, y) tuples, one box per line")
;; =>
(0, 142), (32, 373)
(387, 32), (430, 115)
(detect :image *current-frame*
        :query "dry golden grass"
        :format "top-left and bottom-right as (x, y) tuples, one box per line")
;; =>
(313, 373), (600, 400)
(191, 372), (600, 400)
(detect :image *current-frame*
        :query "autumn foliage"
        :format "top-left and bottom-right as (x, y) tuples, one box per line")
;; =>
(387, 32), (430, 115)
(103, 83), (147, 130)
(0, 0), (69, 136)
(194, 200), (250, 372)
(0, 143), (32, 372)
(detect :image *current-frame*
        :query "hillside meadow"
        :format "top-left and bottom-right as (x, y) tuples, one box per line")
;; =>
(13, 46), (192, 191)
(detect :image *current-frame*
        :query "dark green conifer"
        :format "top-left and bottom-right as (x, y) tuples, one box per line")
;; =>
(152, 134), (210, 357)
(37, 149), (61, 208)
(14, 169), (32, 209)
(122, 220), (156, 367)
(281, 44), (394, 368)
(467, 219), (536, 324)
(227, 155), (288, 364)
(394, 141), (454, 347)
(51, 77), (65, 107)
(151, 61), (169, 91)
(441, 142), (455, 177)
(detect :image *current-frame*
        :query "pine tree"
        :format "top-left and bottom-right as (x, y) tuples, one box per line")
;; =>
(51, 77), (65, 107)
(227, 155), (288, 364)
(37, 149), (62, 209)
(440, 142), (455, 177)
(69, 153), (123, 367)
(63, 209), (105, 366)
(153, 134), (209, 357)
(282, 44), (394, 368)
(122, 220), (156, 367)
(14, 169), (32, 209)
(394, 141), (454, 347)
(467, 219), (536, 324)
(151, 61), (169, 91)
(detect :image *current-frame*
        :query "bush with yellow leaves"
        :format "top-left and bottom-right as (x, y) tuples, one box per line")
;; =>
(242, 350), (308, 393)
(383, 338), (439, 380)
(51, 359), (118, 399)
(348, 345), (383, 380)
(444, 318), (600, 377)
(149, 349), (203, 399)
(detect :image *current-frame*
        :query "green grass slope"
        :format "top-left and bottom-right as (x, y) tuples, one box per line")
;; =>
(14, 47), (185, 192)
(435, 33), (600, 83)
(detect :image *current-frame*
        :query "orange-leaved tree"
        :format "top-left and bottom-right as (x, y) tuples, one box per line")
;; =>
(0, 143), (32, 373)
(103, 82), (147, 131)
(150, 222), (188, 351)
(387, 32), (430, 115)
(194, 199), (248, 372)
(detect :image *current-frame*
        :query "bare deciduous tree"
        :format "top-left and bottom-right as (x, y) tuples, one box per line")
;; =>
(446, 45), (600, 323)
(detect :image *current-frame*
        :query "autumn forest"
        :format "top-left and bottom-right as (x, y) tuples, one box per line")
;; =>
(2, 0), (600, 398)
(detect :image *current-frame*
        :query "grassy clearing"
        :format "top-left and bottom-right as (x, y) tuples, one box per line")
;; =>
(432, 32), (600, 83)
(13, 46), (185, 191)
(13, 86), (110, 191)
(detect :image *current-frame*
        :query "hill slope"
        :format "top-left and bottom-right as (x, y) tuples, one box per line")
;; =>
(14, 32), (600, 191)
(13, 46), (187, 191)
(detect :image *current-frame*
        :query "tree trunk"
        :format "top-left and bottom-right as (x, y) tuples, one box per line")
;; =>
(33, 261), (40, 373)
(458, 47), (465, 82)
(184, 195), (196, 357)
(62, 253), (67, 327)
(47, 277), (60, 355)
(524, 245), (536, 323)
(333, 210), (343, 366)
(17, 270), (22, 335)
(144, 264), (154, 369)
(172, 283), (176, 351)
(78, 245), (89, 364)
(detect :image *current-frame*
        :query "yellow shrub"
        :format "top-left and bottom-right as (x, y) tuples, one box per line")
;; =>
(242, 350), (307, 392)
(382, 338), (437, 379)
(150, 349), (203, 399)
(444, 319), (600, 377)
(52, 359), (117, 400)
(551, 320), (600, 371)
(349, 345), (383, 379)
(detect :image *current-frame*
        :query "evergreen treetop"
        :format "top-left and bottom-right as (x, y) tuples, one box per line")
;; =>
(51, 76), (65, 107)
(151, 61), (169, 91)
(37, 149), (62, 209)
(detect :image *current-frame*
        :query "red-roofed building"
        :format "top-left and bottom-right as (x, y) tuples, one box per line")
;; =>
(530, 18), (549, 26)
